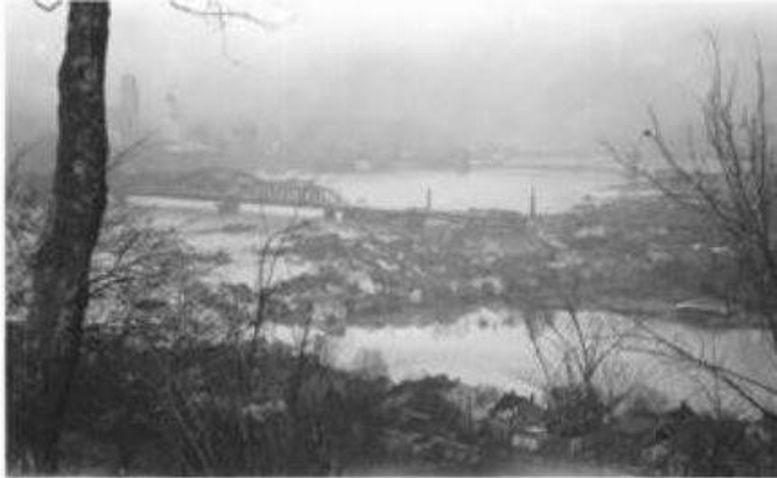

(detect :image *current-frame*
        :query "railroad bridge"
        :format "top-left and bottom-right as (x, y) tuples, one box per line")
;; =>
(122, 167), (346, 214)
(119, 167), (529, 230)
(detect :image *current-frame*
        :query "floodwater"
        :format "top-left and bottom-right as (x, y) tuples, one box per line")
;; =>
(267, 308), (777, 418)
(134, 166), (776, 417)
(128, 165), (624, 283)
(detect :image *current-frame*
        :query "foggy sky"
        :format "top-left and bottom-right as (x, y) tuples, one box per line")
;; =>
(6, 0), (777, 159)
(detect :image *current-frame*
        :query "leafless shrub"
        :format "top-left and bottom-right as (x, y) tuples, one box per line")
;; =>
(624, 316), (777, 420)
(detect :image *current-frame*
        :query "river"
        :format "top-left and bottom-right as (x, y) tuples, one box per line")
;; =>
(267, 307), (777, 419)
(312, 165), (622, 213)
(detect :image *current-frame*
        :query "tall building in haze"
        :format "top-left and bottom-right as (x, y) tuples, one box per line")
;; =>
(117, 73), (139, 145)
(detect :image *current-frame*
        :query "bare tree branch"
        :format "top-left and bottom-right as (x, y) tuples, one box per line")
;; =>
(168, 0), (287, 31)
(33, 0), (63, 13)
(107, 134), (152, 172)
(603, 32), (777, 344)
(626, 317), (777, 418)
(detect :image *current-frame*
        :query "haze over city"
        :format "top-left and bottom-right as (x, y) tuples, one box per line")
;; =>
(7, 0), (777, 170)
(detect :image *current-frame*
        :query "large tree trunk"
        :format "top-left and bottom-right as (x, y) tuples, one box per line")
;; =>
(30, 1), (110, 472)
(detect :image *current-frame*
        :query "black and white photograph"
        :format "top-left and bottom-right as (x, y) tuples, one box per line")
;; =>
(4, 0), (777, 475)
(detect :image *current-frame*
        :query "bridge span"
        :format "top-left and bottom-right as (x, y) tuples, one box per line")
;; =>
(119, 167), (346, 214)
(117, 167), (529, 230)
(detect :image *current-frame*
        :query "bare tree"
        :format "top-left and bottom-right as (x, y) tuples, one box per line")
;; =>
(29, 2), (110, 471)
(603, 33), (777, 346)
(21, 0), (287, 471)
